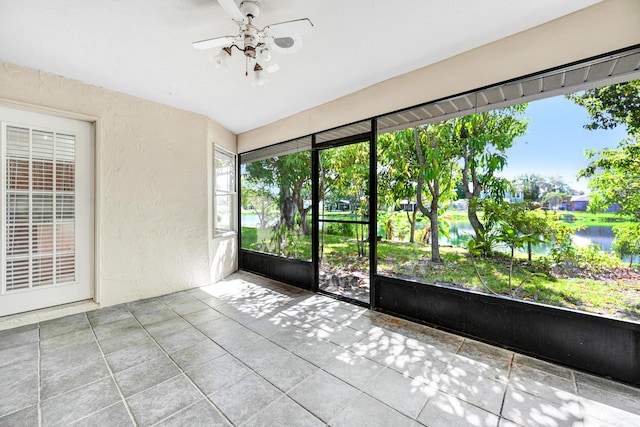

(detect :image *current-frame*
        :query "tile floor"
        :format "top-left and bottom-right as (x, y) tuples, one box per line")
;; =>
(1, 270), (639, 427)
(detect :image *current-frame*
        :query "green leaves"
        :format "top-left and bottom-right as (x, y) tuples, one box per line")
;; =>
(571, 81), (640, 223)
(612, 223), (640, 267)
(566, 80), (640, 134)
(578, 139), (640, 222)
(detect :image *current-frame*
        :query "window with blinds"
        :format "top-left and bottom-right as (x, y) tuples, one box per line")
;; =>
(4, 126), (76, 292)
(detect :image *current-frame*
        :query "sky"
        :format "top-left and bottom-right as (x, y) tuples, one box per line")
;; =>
(498, 95), (628, 194)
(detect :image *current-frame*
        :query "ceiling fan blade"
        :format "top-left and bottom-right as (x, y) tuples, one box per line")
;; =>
(217, 0), (245, 22)
(192, 35), (236, 50)
(264, 18), (313, 38)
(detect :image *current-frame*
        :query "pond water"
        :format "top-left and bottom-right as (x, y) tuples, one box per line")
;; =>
(241, 213), (261, 227)
(241, 213), (626, 260)
(441, 221), (622, 259)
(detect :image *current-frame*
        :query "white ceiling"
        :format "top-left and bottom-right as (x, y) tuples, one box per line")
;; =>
(0, 0), (601, 134)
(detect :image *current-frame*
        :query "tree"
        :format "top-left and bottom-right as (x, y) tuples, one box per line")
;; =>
(566, 80), (640, 133)
(571, 80), (640, 222)
(571, 80), (640, 269)
(377, 130), (421, 243)
(377, 126), (459, 263)
(451, 106), (529, 245)
(541, 191), (571, 210)
(320, 143), (370, 257)
(413, 125), (459, 263)
(242, 185), (276, 229)
(578, 139), (640, 221)
(612, 223), (640, 267)
(514, 173), (544, 202)
(482, 201), (547, 261)
(245, 152), (312, 235)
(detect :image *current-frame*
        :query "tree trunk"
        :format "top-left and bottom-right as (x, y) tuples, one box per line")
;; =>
(509, 246), (515, 295)
(293, 188), (311, 236)
(281, 188), (296, 229)
(407, 208), (418, 243)
(466, 198), (484, 239)
(430, 198), (441, 263)
(257, 206), (267, 229)
(461, 146), (485, 241)
(298, 207), (311, 236)
(414, 127), (443, 263)
(355, 219), (363, 257)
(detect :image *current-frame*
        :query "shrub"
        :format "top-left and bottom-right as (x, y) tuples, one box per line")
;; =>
(575, 244), (622, 272)
(325, 222), (355, 237)
(612, 223), (640, 267)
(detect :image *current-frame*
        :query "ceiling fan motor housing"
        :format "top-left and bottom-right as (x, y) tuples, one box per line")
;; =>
(243, 25), (259, 58)
(240, 1), (260, 19)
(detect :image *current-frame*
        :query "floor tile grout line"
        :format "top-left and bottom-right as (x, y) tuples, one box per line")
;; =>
(37, 322), (42, 427)
(86, 300), (485, 422)
(355, 367), (434, 421)
(67, 402), (128, 427)
(180, 309), (319, 397)
(327, 389), (425, 426)
(147, 400), (209, 427)
(572, 369), (579, 394)
(221, 291), (470, 419)
(169, 301), (391, 424)
(27, 278), (638, 426)
(214, 303), (425, 424)
(497, 352), (516, 424)
(414, 392), (431, 425)
(37, 370), (116, 403)
(86, 311), (139, 427)
(35, 317), (132, 422)
(126, 302), (237, 426)
(241, 393), (325, 427)
(282, 371), (349, 424)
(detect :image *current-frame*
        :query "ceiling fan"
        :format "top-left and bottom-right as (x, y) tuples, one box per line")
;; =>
(193, 0), (313, 85)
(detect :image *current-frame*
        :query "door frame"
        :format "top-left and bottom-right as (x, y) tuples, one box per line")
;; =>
(311, 120), (377, 307)
(0, 101), (98, 316)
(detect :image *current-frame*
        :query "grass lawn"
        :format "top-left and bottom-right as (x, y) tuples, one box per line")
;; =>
(440, 209), (634, 227)
(241, 225), (639, 321)
(557, 211), (634, 227)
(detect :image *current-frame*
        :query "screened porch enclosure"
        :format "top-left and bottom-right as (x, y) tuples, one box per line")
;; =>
(239, 47), (640, 386)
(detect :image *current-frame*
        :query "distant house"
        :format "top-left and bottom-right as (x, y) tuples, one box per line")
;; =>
(333, 199), (351, 211)
(477, 191), (524, 204)
(451, 199), (469, 211)
(505, 191), (524, 204)
(567, 195), (622, 213)
(569, 195), (589, 211)
(398, 199), (417, 212)
(606, 203), (621, 213)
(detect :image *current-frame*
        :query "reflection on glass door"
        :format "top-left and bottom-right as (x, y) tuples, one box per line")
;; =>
(317, 141), (370, 303)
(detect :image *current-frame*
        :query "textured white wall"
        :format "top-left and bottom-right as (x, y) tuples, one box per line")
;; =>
(0, 64), (237, 307)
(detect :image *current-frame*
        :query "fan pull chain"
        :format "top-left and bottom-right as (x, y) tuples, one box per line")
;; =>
(246, 56), (249, 77)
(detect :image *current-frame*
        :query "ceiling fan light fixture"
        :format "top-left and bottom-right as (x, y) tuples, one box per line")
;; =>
(194, 0), (313, 85)
(252, 63), (268, 86)
(213, 47), (232, 69)
(264, 61), (279, 73)
(258, 45), (271, 62)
